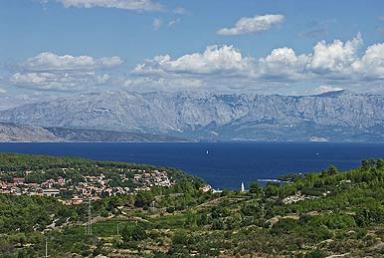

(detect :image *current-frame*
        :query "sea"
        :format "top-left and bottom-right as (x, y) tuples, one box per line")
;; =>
(0, 142), (383, 190)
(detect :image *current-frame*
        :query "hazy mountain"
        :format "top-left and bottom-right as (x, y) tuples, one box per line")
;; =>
(45, 127), (186, 142)
(0, 123), (185, 142)
(0, 90), (383, 142)
(0, 123), (58, 142)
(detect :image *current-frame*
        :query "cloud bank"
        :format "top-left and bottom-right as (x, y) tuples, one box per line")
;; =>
(11, 52), (123, 91)
(6, 35), (384, 94)
(132, 34), (384, 90)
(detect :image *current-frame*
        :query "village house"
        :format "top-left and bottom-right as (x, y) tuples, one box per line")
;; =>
(43, 188), (60, 197)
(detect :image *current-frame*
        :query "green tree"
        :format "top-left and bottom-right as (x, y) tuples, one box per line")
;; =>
(121, 224), (147, 242)
(249, 182), (262, 197)
(326, 165), (338, 176)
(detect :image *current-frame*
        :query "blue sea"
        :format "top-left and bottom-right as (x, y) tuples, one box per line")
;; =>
(0, 142), (383, 189)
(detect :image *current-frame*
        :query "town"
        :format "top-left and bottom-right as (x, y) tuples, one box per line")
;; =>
(0, 167), (173, 205)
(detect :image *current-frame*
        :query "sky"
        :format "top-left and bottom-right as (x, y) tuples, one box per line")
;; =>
(0, 0), (383, 99)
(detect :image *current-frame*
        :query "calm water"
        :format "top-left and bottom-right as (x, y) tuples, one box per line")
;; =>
(0, 142), (383, 189)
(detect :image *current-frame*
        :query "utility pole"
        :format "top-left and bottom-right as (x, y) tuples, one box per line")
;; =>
(87, 198), (92, 235)
(45, 237), (48, 258)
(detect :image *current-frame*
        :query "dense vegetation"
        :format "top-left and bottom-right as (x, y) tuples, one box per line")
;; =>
(3, 154), (384, 257)
(0, 152), (196, 186)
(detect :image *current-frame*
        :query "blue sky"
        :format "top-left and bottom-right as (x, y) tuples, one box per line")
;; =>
(0, 0), (383, 97)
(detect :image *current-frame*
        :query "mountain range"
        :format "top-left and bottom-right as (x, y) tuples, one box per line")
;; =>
(0, 90), (383, 142)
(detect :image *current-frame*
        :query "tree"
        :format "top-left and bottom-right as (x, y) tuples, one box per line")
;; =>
(241, 203), (261, 216)
(326, 165), (338, 176)
(134, 191), (154, 208)
(121, 224), (147, 242)
(264, 182), (280, 197)
(249, 182), (262, 197)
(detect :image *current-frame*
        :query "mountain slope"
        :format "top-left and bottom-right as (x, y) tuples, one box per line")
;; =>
(0, 123), (185, 142)
(0, 123), (58, 142)
(0, 90), (383, 142)
(45, 127), (186, 142)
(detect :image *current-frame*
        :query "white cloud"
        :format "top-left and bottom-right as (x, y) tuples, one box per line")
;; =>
(352, 43), (384, 79)
(134, 45), (253, 75)
(258, 47), (310, 80)
(7, 36), (384, 94)
(0, 87), (6, 94)
(10, 71), (111, 91)
(217, 14), (284, 36)
(311, 85), (344, 95)
(152, 18), (162, 30)
(309, 33), (363, 76)
(23, 52), (123, 72)
(133, 34), (384, 92)
(43, 0), (163, 12)
(257, 34), (369, 81)
(10, 52), (123, 91)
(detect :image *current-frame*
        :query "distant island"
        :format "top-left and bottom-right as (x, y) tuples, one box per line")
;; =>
(1, 153), (384, 257)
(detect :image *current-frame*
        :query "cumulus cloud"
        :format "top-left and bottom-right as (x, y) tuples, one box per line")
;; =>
(248, 34), (365, 81)
(217, 14), (284, 36)
(258, 47), (310, 80)
(309, 33), (363, 76)
(10, 52), (123, 91)
(7, 36), (384, 93)
(42, 0), (163, 12)
(133, 34), (384, 91)
(134, 45), (253, 75)
(352, 43), (384, 79)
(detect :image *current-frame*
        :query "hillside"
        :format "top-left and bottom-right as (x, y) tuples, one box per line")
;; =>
(0, 122), (58, 142)
(0, 123), (186, 142)
(2, 154), (384, 256)
(0, 90), (383, 142)
(45, 127), (186, 142)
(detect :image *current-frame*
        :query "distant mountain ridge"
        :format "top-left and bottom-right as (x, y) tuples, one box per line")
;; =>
(0, 123), (185, 142)
(0, 90), (383, 142)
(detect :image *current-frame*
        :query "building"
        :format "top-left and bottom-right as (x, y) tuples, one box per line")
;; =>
(43, 189), (60, 197)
